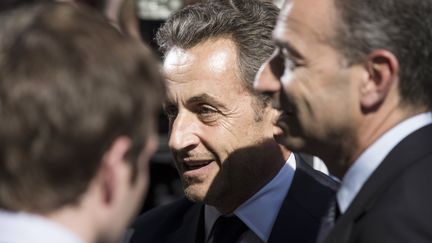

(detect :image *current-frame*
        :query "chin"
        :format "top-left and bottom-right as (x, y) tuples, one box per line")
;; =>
(275, 134), (306, 152)
(274, 134), (291, 148)
(183, 185), (207, 203)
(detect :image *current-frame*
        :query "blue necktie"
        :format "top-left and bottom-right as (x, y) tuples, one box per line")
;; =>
(316, 197), (340, 243)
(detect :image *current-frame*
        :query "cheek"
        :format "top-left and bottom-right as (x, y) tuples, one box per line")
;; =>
(198, 119), (249, 159)
(199, 124), (235, 156)
(131, 171), (150, 208)
(280, 71), (307, 108)
(135, 152), (152, 196)
(291, 69), (336, 104)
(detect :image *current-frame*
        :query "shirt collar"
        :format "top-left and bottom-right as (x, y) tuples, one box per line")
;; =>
(337, 112), (432, 213)
(205, 153), (296, 242)
(0, 210), (84, 243)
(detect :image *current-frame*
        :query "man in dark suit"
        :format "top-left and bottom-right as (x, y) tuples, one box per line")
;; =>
(254, 0), (432, 242)
(129, 1), (337, 243)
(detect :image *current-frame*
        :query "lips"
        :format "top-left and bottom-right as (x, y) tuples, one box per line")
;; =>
(183, 160), (213, 170)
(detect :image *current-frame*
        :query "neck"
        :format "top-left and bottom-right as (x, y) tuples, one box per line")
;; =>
(45, 204), (97, 243)
(326, 103), (428, 179)
(44, 182), (105, 243)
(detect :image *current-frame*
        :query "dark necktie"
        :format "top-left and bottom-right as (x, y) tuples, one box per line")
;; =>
(212, 215), (248, 243)
(316, 197), (340, 243)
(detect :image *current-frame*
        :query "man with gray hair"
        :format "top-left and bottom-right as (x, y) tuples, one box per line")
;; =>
(0, 2), (164, 243)
(255, 0), (432, 242)
(129, 1), (337, 243)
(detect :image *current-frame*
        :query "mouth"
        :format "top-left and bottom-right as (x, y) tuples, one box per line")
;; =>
(182, 159), (214, 171)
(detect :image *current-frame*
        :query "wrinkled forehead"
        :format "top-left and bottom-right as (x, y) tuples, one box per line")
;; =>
(163, 45), (236, 79)
(162, 39), (248, 101)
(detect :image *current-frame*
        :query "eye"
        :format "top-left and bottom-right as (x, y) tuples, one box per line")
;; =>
(280, 48), (303, 70)
(269, 50), (285, 78)
(195, 104), (220, 123)
(164, 104), (178, 121)
(284, 58), (298, 71)
(197, 105), (217, 114)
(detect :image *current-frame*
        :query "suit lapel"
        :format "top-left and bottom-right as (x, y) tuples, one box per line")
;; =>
(269, 154), (334, 243)
(268, 185), (314, 243)
(165, 202), (205, 243)
(326, 124), (432, 243)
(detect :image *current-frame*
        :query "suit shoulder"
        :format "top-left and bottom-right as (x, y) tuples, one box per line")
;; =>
(352, 154), (432, 243)
(130, 198), (204, 243)
(132, 197), (195, 229)
(287, 154), (339, 220)
(295, 154), (339, 191)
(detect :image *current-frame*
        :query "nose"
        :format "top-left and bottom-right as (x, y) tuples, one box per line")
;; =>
(168, 112), (200, 152)
(254, 57), (282, 94)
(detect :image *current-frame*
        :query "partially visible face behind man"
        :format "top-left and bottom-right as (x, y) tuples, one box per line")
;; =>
(254, 0), (362, 161)
(164, 38), (276, 208)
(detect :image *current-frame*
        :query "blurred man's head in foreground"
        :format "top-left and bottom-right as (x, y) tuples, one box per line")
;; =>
(0, 2), (164, 242)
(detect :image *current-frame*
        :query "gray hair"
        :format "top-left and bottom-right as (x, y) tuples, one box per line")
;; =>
(156, 0), (278, 99)
(333, 0), (432, 108)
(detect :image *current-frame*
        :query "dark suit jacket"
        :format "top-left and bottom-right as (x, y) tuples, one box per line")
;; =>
(324, 124), (432, 243)
(130, 154), (338, 243)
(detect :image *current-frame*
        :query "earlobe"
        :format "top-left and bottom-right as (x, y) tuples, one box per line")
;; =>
(360, 50), (399, 112)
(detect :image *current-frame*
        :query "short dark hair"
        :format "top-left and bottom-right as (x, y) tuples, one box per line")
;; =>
(0, 3), (164, 212)
(333, 0), (432, 108)
(0, 0), (51, 13)
(156, 0), (278, 98)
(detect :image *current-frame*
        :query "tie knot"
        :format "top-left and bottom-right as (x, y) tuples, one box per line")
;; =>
(212, 215), (248, 243)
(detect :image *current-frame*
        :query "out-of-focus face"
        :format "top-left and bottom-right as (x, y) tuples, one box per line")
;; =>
(254, 0), (362, 160)
(164, 38), (276, 208)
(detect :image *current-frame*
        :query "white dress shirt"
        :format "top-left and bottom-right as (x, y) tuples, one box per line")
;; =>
(204, 153), (297, 243)
(337, 112), (432, 213)
(0, 210), (84, 243)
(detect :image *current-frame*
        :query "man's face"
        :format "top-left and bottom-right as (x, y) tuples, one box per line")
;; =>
(164, 38), (275, 206)
(254, 0), (362, 159)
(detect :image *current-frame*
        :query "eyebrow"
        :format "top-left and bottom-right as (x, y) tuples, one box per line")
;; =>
(163, 93), (228, 110)
(187, 93), (228, 110)
(273, 39), (304, 60)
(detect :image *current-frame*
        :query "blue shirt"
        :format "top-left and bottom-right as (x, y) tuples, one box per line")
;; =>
(337, 112), (432, 213)
(205, 153), (296, 243)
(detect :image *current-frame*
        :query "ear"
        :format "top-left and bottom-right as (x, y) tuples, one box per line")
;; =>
(360, 50), (399, 112)
(99, 136), (132, 205)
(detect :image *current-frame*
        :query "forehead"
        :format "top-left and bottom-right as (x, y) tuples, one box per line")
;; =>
(274, 0), (337, 47)
(163, 38), (246, 100)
